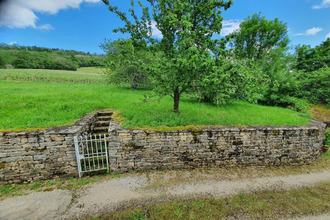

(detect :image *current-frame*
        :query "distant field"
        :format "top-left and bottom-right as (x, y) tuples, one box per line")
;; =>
(0, 68), (105, 84)
(77, 67), (106, 74)
(0, 77), (310, 131)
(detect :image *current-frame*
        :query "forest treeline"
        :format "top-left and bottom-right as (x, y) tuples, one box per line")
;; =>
(0, 44), (106, 71)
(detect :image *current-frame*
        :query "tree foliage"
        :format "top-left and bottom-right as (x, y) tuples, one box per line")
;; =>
(0, 44), (105, 70)
(295, 38), (330, 72)
(103, 0), (233, 112)
(229, 13), (289, 60)
(101, 38), (152, 89)
(102, 1), (329, 112)
(295, 67), (330, 104)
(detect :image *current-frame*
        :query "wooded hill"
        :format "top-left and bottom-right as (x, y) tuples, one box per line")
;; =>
(0, 44), (106, 71)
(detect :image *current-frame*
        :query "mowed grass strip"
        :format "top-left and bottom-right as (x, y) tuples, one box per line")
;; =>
(0, 80), (309, 131)
(0, 68), (105, 84)
(97, 182), (330, 220)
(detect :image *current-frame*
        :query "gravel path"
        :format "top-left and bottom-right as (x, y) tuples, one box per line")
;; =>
(0, 169), (329, 220)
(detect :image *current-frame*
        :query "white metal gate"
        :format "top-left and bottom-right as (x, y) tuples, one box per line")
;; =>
(74, 134), (109, 177)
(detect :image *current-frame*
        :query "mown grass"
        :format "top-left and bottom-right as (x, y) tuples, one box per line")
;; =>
(0, 68), (105, 84)
(0, 79), (310, 131)
(98, 182), (330, 220)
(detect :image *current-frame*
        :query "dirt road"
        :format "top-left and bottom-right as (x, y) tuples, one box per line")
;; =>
(0, 169), (329, 220)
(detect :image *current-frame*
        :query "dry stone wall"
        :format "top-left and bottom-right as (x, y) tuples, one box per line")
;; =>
(0, 114), (97, 184)
(0, 111), (327, 184)
(108, 120), (326, 173)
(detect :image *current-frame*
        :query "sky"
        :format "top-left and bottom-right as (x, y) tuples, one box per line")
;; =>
(0, 0), (329, 54)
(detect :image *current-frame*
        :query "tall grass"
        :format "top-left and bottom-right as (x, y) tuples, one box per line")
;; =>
(0, 79), (309, 131)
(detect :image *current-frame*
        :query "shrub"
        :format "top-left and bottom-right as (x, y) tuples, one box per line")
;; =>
(324, 129), (330, 147)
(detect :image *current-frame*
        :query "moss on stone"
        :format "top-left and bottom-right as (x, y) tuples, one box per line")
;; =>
(111, 111), (124, 123)
(273, 130), (281, 136)
(209, 142), (217, 149)
(0, 162), (5, 169)
(131, 125), (209, 133)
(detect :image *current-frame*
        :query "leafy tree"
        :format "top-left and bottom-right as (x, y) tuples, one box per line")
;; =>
(229, 13), (289, 60)
(257, 48), (299, 107)
(197, 58), (264, 105)
(226, 13), (307, 109)
(295, 67), (330, 104)
(295, 38), (330, 72)
(101, 38), (151, 89)
(0, 54), (5, 68)
(103, 0), (233, 112)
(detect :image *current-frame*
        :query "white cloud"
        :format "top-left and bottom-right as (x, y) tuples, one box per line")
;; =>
(37, 24), (55, 30)
(9, 42), (17, 45)
(0, 0), (101, 29)
(151, 21), (162, 39)
(326, 32), (330, 39)
(296, 27), (323, 36)
(220, 19), (241, 36)
(306, 27), (323, 35)
(312, 0), (330, 9)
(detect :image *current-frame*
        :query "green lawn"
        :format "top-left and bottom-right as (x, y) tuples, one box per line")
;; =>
(0, 77), (310, 131)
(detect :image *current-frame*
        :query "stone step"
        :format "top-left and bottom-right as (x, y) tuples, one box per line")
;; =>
(97, 112), (112, 117)
(92, 131), (109, 135)
(93, 127), (109, 132)
(97, 116), (111, 121)
(95, 121), (110, 126)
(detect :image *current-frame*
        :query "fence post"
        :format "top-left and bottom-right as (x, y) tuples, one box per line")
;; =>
(74, 136), (82, 178)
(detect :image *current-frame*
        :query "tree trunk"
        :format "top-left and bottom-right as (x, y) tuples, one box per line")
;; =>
(131, 83), (137, 90)
(173, 88), (181, 113)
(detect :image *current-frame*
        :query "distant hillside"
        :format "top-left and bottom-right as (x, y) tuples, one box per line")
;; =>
(0, 44), (106, 71)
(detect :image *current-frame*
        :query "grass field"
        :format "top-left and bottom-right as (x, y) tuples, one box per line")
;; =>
(0, 68), (310, 131)
(76, 67), (106, 74)
(0, 68), (105, 84)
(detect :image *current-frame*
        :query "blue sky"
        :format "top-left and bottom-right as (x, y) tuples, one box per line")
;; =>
(0, 0), (329, 54)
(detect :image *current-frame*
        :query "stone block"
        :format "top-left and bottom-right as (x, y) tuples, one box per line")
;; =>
(9, 138), (21, 144)
(0, 153), (9, 158)
(35, 164), (45, 169)
(11, 151), (26, 157)
(34, 154), (47, 161)
(22, 156), (34, 161)
(4, 157), (22, 163)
